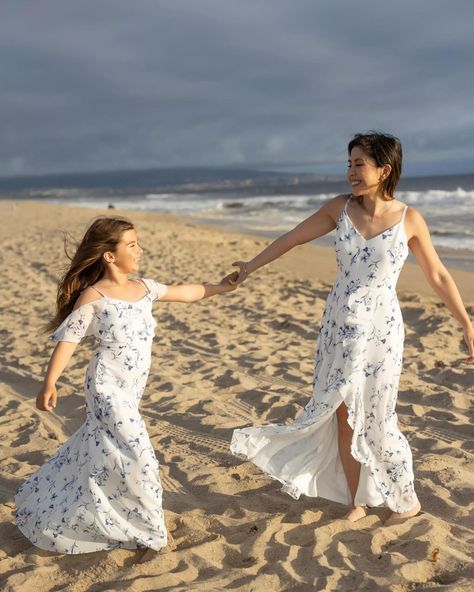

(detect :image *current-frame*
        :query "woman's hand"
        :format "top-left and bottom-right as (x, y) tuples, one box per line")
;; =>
(230, 261), (250, 285)
(462, 322), (474, 362)
(36, 383), (57, 412)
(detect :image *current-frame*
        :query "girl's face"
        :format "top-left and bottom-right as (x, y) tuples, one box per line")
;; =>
(106, 228), (143, 273)
(347, 146), (388, 196)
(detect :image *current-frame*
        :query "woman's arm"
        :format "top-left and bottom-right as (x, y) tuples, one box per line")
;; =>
(36, 341), (78, 411)
(159, 273), (237, 303)
(407, 208), (474, 359)
(231, 195), (343, 283)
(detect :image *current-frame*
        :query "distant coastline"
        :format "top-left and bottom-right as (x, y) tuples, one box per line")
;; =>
(1, 165), (474, 197)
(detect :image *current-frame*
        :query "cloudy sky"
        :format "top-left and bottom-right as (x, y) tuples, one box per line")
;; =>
(2, 0), (474, 177)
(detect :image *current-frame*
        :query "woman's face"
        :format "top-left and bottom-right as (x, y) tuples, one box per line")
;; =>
(106, 228), (143, 273)
(347, 145), (386, 196)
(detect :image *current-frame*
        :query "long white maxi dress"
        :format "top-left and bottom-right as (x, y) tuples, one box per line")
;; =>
(231, 196), (420, 513)
(15, 278), (169, 553)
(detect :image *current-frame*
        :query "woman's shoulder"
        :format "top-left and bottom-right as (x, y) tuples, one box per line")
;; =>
(331, 193), (351, 205)
(388, 198), (410, 216)
(400, 201), (427, 223)
(403, 203), (429, 241)
(320, 193), (351, 211)
(322, 194), (351, 222)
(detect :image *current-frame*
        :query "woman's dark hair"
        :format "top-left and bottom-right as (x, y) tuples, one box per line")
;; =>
(348, 131), (402, 199)
(45, 216), (135, 332)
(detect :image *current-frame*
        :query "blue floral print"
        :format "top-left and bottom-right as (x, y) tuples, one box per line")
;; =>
(231, 196), (420, 513)
(14, 278), (169, 553)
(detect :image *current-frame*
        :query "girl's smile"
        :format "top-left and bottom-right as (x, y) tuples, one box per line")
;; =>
(110, 229), (143, 273)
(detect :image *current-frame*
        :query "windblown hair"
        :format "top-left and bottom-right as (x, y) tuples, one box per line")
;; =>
(45, 217), (134, 333)
(348, 131), (403, 200)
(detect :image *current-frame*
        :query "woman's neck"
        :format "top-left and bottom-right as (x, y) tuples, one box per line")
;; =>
(355, 192), (393, 217)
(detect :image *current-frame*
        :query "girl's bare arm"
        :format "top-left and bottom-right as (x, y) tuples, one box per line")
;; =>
(37, 341), (78, 411)
(159, 273), (237, 303)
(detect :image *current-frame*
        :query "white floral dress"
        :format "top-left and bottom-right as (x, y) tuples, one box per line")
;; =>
(15, 278), (169, 553)
(231, 196), (420, 513)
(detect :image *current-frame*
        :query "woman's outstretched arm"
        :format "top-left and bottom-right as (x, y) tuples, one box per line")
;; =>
(406, 208), (474, 360)
(230, 195), (344, 283)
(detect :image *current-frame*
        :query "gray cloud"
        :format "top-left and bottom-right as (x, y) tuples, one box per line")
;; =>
(1, 0), (474, 176)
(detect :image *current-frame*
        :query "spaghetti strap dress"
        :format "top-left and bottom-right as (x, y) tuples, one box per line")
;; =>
(14, 278), (169, 553)
(231, 196), (420, 513)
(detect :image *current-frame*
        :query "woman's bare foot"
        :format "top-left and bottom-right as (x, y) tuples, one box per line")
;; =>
(384, 502), (421, 526)
(343, 505), (367, 522)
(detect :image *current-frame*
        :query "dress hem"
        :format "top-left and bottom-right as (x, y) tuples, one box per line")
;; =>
(14, 519), (167, 555)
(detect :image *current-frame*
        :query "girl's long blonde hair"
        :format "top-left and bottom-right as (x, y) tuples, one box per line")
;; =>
(45, 216), (134, 332)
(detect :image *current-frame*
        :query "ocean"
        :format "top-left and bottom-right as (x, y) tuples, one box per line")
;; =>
(1, 169), (473, 271)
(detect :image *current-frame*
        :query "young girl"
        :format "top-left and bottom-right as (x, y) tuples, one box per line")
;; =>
(229, 132), (474, 526)
(14, 216), (237, 559)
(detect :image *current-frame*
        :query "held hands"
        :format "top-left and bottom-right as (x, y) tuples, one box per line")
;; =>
(229, 261), (250, 285)
(220, 272), (240, 292)
(36, 383), (57, 412)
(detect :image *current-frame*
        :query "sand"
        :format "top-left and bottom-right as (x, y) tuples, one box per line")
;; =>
(0, 200), (473, 592)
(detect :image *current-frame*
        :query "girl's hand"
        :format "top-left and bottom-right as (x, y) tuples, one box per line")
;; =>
(220, 272), (239, 291)
(230, 261), (250, 285)
(463, 322), (474, 362)
(36, 384), (57, 412)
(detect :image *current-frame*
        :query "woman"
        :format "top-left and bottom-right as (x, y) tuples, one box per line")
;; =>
(229, 131), (473, 526)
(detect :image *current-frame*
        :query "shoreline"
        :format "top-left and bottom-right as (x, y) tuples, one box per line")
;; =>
(4, 198), (474, 301)
(181, 212), (474, 274)
(4, 195), (473, 272)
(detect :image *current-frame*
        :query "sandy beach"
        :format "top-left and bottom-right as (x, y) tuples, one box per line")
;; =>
(1, 200), (473, 591)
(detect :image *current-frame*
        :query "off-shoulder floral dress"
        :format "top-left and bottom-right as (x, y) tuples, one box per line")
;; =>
(231, 196), (420, 513)
(14, 278), (169, 553)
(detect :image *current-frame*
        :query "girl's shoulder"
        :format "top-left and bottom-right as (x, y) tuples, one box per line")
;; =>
(141, 278), (169, 301)
(73, 287), (104, 310)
